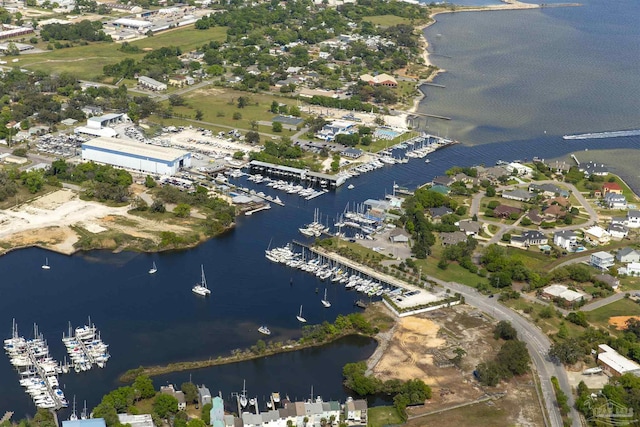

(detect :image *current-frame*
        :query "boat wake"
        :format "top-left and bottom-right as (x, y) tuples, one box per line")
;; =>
(562, 129), (640, 140)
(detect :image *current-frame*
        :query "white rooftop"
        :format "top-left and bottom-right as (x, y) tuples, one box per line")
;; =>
(543, 284), (585, 302)
(585, 226), (610, 238)
(598, 344), (640, 374)
(82, 137), (190, 162)
(117, 414), (154, 427)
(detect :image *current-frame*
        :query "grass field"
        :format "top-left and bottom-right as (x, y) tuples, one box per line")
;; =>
(368, 406), (402, 427)
(585, 298), (640, 328)
(17, 26), (227, 81)
(362, 15), (414, 27)
(505, 299), (584, 338)
(413, 240), (490, 288)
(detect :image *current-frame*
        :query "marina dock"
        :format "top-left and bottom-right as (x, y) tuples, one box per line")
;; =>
(248, 160), (347, 188)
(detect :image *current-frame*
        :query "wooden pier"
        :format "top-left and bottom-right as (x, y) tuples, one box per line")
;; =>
(1, 412), (14, 424)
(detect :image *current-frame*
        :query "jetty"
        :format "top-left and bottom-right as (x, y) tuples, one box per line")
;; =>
(1, 412), (14, 424)
(244, 203), (272, 216)
(248, 160), (347, 188)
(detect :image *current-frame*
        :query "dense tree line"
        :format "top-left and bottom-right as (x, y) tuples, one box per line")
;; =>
(475, 321), (531, 386)
(307, 95), (381, 114)
(41, 20), (111, 42)
(46, 160), (132, 202)
(104, 47), (182, 81)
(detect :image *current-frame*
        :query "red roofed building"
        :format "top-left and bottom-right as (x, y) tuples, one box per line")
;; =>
(602, 182), (623, 195)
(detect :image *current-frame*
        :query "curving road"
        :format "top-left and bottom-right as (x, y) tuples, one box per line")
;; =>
(426, 276), (580, 427)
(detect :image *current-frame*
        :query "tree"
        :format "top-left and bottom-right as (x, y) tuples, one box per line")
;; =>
(476, 361), (502, 386)
(153, 393), (178, 418)
(496, 340), (530, 376)
(133, 375), (155, 399)
(201, 403), (212, 424)
(272, 121), (283, 132)
(150, 200), (166, 213)
(233, 112), (242, 120)
(180, 382), (198, 403)
(485, 185), (496, 197)
(548, 338), (584, 364)
(237, 96), (249, 108)
(566, 311), (588, 327)
(270, 100), (279, 113)
(169, 94), (186, 106)
(174, 203), (191, 218)
(195, 109), (203, 121)
(494, 321), (518, 340)
(245, 131), (260, 144)
(145, 175), (157, 188)
(22, 170), (45, 193)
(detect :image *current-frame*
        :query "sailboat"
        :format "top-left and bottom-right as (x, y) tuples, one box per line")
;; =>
(148, 262), (157, 274)
(239, 380), (248, 408)
(42, 258), (50, 270)
(296, 305), (307, 323)
(69, 396), (78, 421)
(192, 265), (211, 296)
(321, 289), (331, 308)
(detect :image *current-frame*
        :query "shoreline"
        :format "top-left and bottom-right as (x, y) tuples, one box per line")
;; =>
(407, 0), (580, 116)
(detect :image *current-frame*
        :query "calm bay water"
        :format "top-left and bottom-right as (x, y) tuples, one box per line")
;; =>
(2, 0), (640, 417)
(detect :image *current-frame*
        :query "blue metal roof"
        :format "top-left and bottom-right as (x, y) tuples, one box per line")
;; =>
(62, 419), (107, 427)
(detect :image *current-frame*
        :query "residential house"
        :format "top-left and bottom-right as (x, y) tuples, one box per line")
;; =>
(624, 262), (640, 276)
(548, 160), (571, 174)
(548, 196), (570, 208)
(505, 162), (534, 177)
(117, 415), (154, 427)
(198, 384), (212, 406)
(168, 75), (194, 87)
(344, 398), (368, 425)
(138, 76), (167, 91)
(81, 105), (103, 117)
(602, 182), (623, 195)
(501, 189), (534, 202)
(581, 161), (609, 177)
(603, 193), (627, 209)
(389, 228), (410, 243)
(608, 223), (629, 240)
(511, 230), (548, 247)
(429, 206), (453, 222)
(160, 384), (186, 411)
(431, 175), (454, 187)
(616, 247), (640, 263)
(529, 183), (569, 197)
(458, 220), (481, 236)
(440, 231), (468, 246)
(477, 166), (508, 183)
(359, 73), (397, 87)
(590, 251), (615, 271)
(594, 274), (620, 290)
(543, 204), (566, 220)
(584, 226), (611, 245)
(526, 209), (544, 225)
(493, 205), (522, 219)
(597, 344), (640, 377)
(316, 120), (356, 142)
(541, 284), (587, 306)
(627, 210), (640, 228)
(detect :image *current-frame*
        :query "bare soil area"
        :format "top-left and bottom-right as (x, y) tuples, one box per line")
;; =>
(608, 315), (640, 330)
(369, 305), (543, 425)
(0, 189), (196, 255)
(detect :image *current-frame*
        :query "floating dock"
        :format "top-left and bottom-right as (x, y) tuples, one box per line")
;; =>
(248, 160), (347, 188)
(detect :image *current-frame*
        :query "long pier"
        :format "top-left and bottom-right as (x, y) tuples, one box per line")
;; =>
(26, 346), (65, 410)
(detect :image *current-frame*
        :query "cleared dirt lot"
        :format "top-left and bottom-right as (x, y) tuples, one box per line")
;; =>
(369, 305), (544, 426)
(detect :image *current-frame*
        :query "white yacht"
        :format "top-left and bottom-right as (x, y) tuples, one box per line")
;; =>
(192, 265), (211, 296)
(296, 305), (307, 323)
(42, 258), (50, 270)
(148, 262), (157, 274)
(258, 325), (271, 335)
(321, 289), (331, 308)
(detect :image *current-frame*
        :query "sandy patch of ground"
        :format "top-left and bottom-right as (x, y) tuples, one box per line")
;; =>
(0, 189), (193, 254)
(608, 316), (640, 330)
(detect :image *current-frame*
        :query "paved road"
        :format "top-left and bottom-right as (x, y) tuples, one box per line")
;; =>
(580, 291), (627, 312)
(428, 276), (579, 427)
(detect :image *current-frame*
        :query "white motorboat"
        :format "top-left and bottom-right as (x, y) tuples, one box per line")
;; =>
(321, 289), (331, 308)
(239, 380), (248, 407)
(258, 325), (271, 335)
(347, 184), (355, 190)
(296, 305), (307, 323)
(148, 262), (157, 274)
(192, 265), (211, 296)
(42, 258), (50, 270)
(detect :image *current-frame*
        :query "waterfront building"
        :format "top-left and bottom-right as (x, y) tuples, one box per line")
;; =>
(63, 419), (106, 427)
(389, 228), (410, 243)
(81, 137), (191, 176)
(505, 162), (533, 177)
(603, 193), (627, 209)
(117, 414), (154, 427)
(344, 398), (368, 425)
(160, 384), (186, 411)
(581, 161), (609, 177)
(198, 384), (212, 406)
(602, 182), (623, 195)
(359, 73), (397, 87)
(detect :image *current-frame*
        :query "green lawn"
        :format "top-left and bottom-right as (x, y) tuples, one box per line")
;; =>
(362, 15), (414, 27)
(368, 406), (403, 427)
(414, 239), (490, 288)
(505, 247), (553, 271)
(585, 298), (640, 327)
(17, 26), (227, 81)
(505, 299), (584, 338)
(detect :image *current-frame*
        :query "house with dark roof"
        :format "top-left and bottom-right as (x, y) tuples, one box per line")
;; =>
(543, 204), (566, 219)
(529, 183), (569, 197)
(548, 160), (571, 173)
(477, 166), (509, 183)
(594, 274), (620, 290)
(342, 147), (363, 158)
(526, 209), (544, 224)
(616, 247), (640, 263)
(511, 230), (548, 247)
(608, 223), (629, 240)
(604, 193), (627, 209)
(432, 175), (454, 187)
(440, 231), (467, 246)
(627, 210), (640, 228)
(494, 205), (522, 218)
(429, 206), (453, 221)
(581, 161), (609, 177)
(502, 189), (535, 202)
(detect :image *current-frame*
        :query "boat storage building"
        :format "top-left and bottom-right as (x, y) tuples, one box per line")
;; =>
(81, 137), (191, 176)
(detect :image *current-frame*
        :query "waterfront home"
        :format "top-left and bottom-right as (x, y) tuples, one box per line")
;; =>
(344, 398), (368, 425)
(616, 247), (640, 263)
(541, 284), (587, 307)
(429, 206), (453, 222)
(602, 182), (623, 195)
(341, 147), (363, 158)
(529, 183), (569, 198)
(590, 251), (615, 271)
(597, 344), (640, 377)
(198, 384), (212, 406)
(506, 162), (534, 177)
(603, 193), (627, 209)
(431, 175), (455, 187)
(608, 223), (629, 240)
(553, 230), (578, 250)
(359, 73), (397, 87)
(584, 226), (611, 245)
(581, 161), (609, 177)
(477, 165), (509, 183)
(501, 189), (534, 202)
(160, 384), (186, 410)
(548, 160), (571, 174)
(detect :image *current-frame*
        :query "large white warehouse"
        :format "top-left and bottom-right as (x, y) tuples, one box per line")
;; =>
(81, 137), (191, 176)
